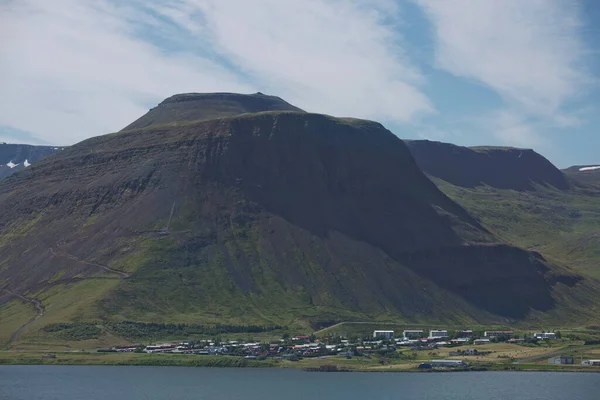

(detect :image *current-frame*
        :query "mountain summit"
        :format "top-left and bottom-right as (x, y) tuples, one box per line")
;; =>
(122, 92), (304, 130)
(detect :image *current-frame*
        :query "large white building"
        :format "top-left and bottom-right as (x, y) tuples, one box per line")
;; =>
(373, 330), (394, 339)
(429, 330), (448, 338)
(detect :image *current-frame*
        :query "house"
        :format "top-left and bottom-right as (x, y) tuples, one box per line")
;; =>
(548, 356), (574, 365)
(581, 360), (600, 366)
(534, 332), (557, 340)
(460, 330), (473, 337)
(429, 330), (448, 339)
(373, 330), (394, 339)
(430, 359), (469, 368)
(403, 330), (424, 339)
(483, 331), (514, 338)
(474, 339), (490, 345)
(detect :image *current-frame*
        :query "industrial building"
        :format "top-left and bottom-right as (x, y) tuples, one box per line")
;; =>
(430, 359), (468, 368)
(548, 356), (574, 365)
(582, 360), (600, 366)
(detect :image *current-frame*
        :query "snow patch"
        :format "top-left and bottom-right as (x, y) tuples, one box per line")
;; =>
(579, 166), (600, 172)
(24, 159), (31, 167)
(6, 161), (19, 168)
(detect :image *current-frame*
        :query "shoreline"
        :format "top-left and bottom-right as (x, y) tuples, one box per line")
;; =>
(1, 351), (599, 373)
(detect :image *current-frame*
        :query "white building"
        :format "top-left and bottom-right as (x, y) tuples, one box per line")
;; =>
(373, 330), (394, 339)
(429, 330), (448, 338)
(431, 359), (468, 368)
(403, 330), (424, 339)
(534, 332), (557, 340)
(581, 360), (600, 366)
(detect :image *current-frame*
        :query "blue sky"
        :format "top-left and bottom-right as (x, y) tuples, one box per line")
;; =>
(0, 0), (598, 168)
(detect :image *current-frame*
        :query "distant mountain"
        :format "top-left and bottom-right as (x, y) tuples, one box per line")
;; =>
(406, 139), (600, 329)
(405, 140), (569, 191)
(0, 143), (62, 179)
(562, 165), (600, 186)
(0, 94), (591, 348)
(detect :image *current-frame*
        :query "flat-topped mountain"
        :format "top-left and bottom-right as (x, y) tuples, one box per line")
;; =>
(406, 140), (569, 191)
(0, 94), (590, 347)
(0, 143), (62, 179)
(122, 92), (304, 130)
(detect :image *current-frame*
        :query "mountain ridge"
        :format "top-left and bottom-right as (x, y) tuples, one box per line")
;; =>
(405, 139), (569, 191)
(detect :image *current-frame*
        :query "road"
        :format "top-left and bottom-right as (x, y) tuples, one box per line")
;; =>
(49, 247), (130, 279)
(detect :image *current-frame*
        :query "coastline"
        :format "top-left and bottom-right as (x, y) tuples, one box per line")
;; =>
(1, 351), (599, 373)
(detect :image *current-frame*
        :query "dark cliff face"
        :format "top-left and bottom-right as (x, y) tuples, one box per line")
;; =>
(0, 143), (62, 179)
(122, 92), (305, 131)
(406, 140), (569, 191)
(0, 95), (583, 329)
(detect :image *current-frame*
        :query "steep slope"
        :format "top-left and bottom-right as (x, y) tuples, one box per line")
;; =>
(0, 143), (62, 179)
(123, 92), (304, 130)
(406, 140), (569, 190)
(0, 95), (588, 346)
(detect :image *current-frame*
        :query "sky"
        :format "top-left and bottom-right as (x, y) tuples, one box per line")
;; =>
(0, 0), (598, 168)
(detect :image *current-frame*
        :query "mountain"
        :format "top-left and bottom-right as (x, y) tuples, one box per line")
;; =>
(562, 165), (600, 186)
(405, 140), (569, 191)
(407, 139), (600, 321)
(0, 143), (62, 179)
(0, 94), (592, 347)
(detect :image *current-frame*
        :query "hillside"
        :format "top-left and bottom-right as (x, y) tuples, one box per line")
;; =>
(405, 140), (569, 191)
(562, 165), (600, 187)
(0, 94), (592, 348)
(407, 140), (600, 317)
(0, 143), (62, 179)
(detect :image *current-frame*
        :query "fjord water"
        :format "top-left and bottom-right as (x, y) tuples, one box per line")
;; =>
(1, 367), (598, 400)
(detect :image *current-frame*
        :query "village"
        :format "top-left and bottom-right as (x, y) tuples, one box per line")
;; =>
(97, 328), (600, 370)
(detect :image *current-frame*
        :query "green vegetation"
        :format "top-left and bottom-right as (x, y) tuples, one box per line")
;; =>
(0, 352), (275, 368)
(43, 322), (101, 341)
(106, 321), (284, 340)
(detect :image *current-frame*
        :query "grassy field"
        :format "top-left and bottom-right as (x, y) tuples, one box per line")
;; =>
(0, 299), (37, 345)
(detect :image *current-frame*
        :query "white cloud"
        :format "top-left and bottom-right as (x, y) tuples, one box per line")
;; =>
(0, 0), (432, 145)
(416, 0), (591, 145)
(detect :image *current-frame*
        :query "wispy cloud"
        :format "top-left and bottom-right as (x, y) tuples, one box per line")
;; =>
(416, 0), (592, 146)
(0, 0), (432, 145)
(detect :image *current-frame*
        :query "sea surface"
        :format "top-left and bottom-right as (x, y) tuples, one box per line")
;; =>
(0, 366), (599, 400)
